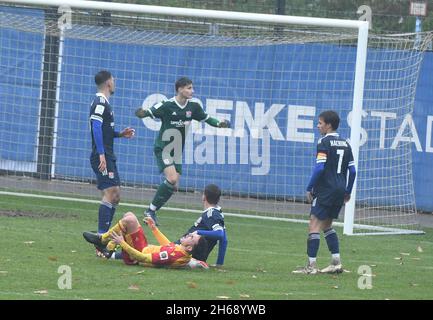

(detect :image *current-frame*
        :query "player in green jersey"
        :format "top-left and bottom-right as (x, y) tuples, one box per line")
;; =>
(135, 77), (230, 225)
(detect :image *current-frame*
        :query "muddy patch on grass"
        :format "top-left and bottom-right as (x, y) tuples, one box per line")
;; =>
(0, 210), (79, 219)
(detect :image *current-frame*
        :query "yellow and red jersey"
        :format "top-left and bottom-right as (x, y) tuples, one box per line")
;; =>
(141, 244), (191, 268)
(118, 226), (191, 268)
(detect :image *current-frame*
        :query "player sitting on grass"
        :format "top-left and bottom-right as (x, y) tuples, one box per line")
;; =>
(83, 212), (209, 269)
(176, 184), (227, 268)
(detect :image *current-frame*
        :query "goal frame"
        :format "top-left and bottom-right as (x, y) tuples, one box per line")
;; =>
(3, 0), (408, 235)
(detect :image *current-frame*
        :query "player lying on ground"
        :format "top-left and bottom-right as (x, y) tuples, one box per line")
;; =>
(83, 212), (209, 269)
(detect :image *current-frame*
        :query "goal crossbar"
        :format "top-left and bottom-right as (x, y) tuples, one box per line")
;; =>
(1, 0), (368, 29)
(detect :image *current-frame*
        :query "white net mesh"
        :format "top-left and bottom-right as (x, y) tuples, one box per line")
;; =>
(0, 3), (431, 234)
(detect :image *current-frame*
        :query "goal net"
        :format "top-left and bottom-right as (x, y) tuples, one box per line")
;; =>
(0, 0), (431, 235)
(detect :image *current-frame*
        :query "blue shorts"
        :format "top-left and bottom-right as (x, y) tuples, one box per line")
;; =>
(310, 198), (342, 221)
(90, 155), (120, 190)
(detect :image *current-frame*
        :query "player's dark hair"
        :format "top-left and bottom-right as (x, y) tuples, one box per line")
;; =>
(204, 184), (221, 205)
(95, 70), (112, 86)
(175, 77), (192, 92)
(190, 236), (209, 261)
(319, 110), (340, 130)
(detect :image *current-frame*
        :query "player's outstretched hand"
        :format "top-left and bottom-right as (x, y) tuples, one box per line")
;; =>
(218, 119), (231, 128)
(187, 258), (209, 269)
(144, 217), (156, 230)
(121, 127), (135, 138)
(135, 107), (146, 118)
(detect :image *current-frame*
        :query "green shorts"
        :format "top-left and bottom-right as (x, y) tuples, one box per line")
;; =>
(154, 148), (182, 174)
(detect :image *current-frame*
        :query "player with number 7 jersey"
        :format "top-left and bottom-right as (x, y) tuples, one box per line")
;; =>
(293, 110), (356, 275)
(311, 130), (355, 209)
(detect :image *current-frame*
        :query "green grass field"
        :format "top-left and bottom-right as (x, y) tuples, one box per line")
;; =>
(0, 193), (432, 300)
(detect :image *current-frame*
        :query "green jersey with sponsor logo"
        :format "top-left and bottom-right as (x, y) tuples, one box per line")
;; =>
(148, 97), (209, 151)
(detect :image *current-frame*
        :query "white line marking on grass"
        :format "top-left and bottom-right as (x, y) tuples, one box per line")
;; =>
(1, 191), (430, 237)
(0, 191), (313, 224)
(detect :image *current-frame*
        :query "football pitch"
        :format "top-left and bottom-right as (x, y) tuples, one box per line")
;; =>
(0, 193), (432, 300)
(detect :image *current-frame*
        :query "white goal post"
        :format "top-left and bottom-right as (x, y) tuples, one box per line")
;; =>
(0, 0), (430, 235)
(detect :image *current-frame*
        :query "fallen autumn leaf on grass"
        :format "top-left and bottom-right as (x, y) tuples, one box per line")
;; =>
(34, 290), (48, 294)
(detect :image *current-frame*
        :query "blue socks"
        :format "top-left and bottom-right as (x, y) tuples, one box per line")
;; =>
(324, 228), (339, 254)
(98, 201), (115, 234)
(307, 232), (320, 259)
(306, 229), (339, 264)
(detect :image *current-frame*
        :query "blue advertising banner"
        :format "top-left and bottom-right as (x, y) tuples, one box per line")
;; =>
(1, 7), (432, 211)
